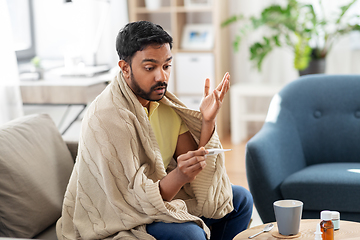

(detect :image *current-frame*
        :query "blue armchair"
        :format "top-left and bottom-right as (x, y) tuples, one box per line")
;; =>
(246, 74), (360, 224)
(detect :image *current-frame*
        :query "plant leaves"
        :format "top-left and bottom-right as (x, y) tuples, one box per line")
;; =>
(336, 0), (358, 24)
(221, 14), (244, 27)
(221, 0), (360, 72)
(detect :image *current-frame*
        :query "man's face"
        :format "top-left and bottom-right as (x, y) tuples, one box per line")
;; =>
(120, 43), (172, 107)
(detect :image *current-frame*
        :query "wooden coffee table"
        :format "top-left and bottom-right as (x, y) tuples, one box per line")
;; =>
(234, 219), (360, 239)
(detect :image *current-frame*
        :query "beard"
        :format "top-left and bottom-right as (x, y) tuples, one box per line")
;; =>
(129, 71), (167, 102)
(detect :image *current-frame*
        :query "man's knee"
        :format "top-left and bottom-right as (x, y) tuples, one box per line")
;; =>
(232, 185), (254, 213)
(147, 221), (207, 240)
(172, 227), (207, 240)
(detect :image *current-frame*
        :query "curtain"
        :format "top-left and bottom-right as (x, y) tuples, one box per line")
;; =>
(0, 0), (23, 125)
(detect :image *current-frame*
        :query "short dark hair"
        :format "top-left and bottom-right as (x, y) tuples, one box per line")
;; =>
(116, 21), (173, 63)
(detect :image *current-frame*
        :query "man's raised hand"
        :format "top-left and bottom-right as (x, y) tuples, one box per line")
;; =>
(200, 72), (230, 123)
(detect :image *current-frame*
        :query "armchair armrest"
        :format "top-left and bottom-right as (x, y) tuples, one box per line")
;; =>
(246, 106), (306, 223)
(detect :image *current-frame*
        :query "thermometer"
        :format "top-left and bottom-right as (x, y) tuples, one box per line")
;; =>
(206, 149), (232, 155)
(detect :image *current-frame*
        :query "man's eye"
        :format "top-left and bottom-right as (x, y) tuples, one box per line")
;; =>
(145, 67), (153, 71)
(164, 65), (172, 70)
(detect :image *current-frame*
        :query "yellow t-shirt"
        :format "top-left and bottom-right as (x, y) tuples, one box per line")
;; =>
(144, 102), (188, 168)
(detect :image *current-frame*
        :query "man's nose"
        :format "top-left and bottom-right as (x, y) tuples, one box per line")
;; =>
(155, 68), (167, 82)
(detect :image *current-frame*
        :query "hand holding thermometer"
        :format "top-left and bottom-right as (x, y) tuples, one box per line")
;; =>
(206, 149), (232, 155)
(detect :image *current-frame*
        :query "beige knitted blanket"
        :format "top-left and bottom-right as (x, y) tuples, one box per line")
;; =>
(56, 71), (234, 239)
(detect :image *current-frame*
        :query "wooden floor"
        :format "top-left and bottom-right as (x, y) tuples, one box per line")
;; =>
(220, 135), (263, 228)
(221, 135), (249, 189)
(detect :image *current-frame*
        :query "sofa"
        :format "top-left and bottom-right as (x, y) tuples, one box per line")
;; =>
(0, 114), (77, 239)
(246, 74), (360, 224)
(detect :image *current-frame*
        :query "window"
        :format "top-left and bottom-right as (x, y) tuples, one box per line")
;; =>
(6, 0), (36, 62)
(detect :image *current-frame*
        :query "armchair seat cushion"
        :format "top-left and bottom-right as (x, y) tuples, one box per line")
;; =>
(281, 163), (360, 213)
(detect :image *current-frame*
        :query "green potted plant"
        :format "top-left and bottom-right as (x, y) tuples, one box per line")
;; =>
(222, 0), (360, 75)
(31, 56), (44, 80)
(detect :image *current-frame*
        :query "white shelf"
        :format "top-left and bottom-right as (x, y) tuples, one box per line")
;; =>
(230, 83), (284, 144)
(238, 114), (267, 121)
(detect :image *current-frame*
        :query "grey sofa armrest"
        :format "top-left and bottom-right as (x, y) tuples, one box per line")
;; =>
(246, 105), (306, 223)
(65, 140), (78, 162)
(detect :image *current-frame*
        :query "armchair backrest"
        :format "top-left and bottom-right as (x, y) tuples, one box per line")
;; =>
(270, 74), (360, 166)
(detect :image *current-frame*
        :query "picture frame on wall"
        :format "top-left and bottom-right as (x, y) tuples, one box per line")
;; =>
(184, 0), (212, 7)
(181, 24), (214, 50)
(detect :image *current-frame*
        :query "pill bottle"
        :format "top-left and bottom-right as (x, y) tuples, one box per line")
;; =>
(331, 211), (340, 231)
(320, 211), (334, 240)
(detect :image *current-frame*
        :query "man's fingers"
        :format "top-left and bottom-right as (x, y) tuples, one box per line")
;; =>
(176, 154), (206, 178)
(216, 72), (230, 91)
(204, 78), (210, 97)
(205, 73), (230, 100)
(187, 147), (207, 157)
(219, 79), (230, 101)
(186, 156), (207, 173)
(177, 147), (207, 162)
(213, 89), (221, 104)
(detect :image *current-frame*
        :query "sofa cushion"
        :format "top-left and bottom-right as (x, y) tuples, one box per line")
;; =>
(0, 114), (74, 238)
(281, 163), (360, 213)
(34, 223), (57, 240)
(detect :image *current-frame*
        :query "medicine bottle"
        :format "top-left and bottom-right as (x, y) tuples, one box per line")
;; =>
(331, 211), (340, 230)
(320, 211), (334, 240)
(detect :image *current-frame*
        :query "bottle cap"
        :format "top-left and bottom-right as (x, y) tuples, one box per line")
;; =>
(321, 210), (332, 220)
(331, 211), (340, 220)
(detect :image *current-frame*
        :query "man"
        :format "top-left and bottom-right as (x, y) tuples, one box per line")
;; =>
(57, 20), (253, 240)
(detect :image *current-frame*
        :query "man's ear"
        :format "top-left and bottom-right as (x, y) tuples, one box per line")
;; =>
(118, 60), (130, 79)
